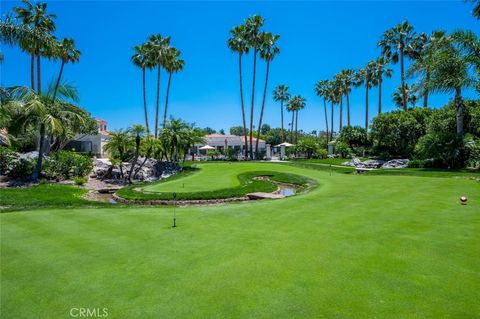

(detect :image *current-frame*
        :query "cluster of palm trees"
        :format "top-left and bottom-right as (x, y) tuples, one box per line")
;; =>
(315, 21), (479, 141)
(272, 85), (306, 144)
(228, 15), (280, 159)
(131, 35), (185, 138)
(104, 118), (204, 183)
(0, 0), (92, 181)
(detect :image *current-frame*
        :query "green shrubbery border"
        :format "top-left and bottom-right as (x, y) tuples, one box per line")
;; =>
(116, 168), (314, 201)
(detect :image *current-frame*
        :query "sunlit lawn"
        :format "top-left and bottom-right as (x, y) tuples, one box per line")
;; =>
(1, 163), (479, 318)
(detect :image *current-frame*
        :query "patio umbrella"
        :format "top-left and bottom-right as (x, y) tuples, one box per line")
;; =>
(275, 142), (294, 147)
(199, 145), (215, 150)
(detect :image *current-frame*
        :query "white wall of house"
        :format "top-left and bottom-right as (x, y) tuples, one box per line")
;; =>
(193, 134), (266, 156)
(72, 133), (109, 158)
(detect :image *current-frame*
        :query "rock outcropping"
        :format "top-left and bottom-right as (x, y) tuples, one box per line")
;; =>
(92, 158), (181, 182)
(381, 159), (409, 169)
(343, 157), (409, 169)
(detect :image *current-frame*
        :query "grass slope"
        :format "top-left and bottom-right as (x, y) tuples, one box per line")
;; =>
(1, 163), (479, 318)
(118, 163), (312, 201)
(0, 184), (110, 212)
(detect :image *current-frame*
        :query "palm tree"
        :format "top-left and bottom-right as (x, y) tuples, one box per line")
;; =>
(378, 21), (416, 110)
(325, 81), (339, 140)
(426, 31), (479, 137)
(52, 38), (80, 100)
(392, 83), (418, 108)
(4, 84), (85, 181)
(255, 32), (280, 157)
(287, 99), (296, 143)
(15, 0), (56, 93)
(131, 43), (153, 135)
(273, 85), (290, 142)
(127, 124), (146, 183)
(103, 129), (132, 162)
(287, 95), (306, 143)
(162, 47), (185, 129)
(245, 14), (264, 159)
(0, 16), (56, 63)
(336, 69), (355, 126)
(467, 0), (480, 19)
(333, 74), (345, 131)
(148, 34), (171, 138)
(373, 57), (393, 114)
(314, 80), (330, 142)
(356, 62), (376, 130)
(227, 24), (250, 159)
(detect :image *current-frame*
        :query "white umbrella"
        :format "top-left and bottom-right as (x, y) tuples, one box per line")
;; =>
(275, 142), (294, 147)
(199, 145), (215, 150)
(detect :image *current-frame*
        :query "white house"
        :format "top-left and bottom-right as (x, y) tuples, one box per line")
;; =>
(66, 119), (110, 157)
(193, 134), (266, 158)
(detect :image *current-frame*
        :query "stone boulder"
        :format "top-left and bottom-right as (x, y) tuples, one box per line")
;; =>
(343, 157), (385, 168)
(153, 161), (181, 178)
(19, 151), (41, 161)
(93, 158), (111, 178)
(0, 131), (9, 146)
(382, 159), (409, 169)
(92, 157), (181, 182)
(362, 159), (385, 169)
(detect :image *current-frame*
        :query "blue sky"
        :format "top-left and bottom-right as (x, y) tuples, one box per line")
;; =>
(1, 1), (478, 133)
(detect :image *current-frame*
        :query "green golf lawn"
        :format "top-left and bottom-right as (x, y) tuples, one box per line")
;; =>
(142, 162), (256, 193)
(1, 162), (479, 318)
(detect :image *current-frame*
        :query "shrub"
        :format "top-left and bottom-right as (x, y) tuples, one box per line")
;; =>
(464, 135), (480, 169)
(226, 148), (237, 161)
(407, 159), (426, 168)
(207, 150), (221, 160)
(43, 151), (93, 180)
(0, 147), (17, 175)
(335, 142), (351, 158)
(370, 108), (431, 158)
(295, 138), (320, 159)
(318, 149), (328, 159)
(73, 176), (87, 186)
(337, 126), (368, 156)
(8, 158), (35, 179)
(413, 101), (480, 168)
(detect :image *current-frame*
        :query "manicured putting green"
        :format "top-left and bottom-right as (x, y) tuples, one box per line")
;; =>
(1, 163), (479, 318)
(141, 162), (264, 193)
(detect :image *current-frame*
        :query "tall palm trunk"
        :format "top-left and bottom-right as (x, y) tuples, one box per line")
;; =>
(323, 99), (329, 143)
(400, 48), (407, 111)
(36, 53), (41, 93)
(280, 100), (285, 142)
(255, 60), (270, 157)
(249, 48), (258, 160)
(290, 111), (295, 143)
(32, 123), (45, 181)
(345, 87), (351, 126)
(53, 60), (65, 101)
(455, 87), (463, 137)
(295, 110), (299, 143)
(128, 135), (140, 184)
(339, 96), (343, 131)
(141, 68), (150, 134)
(238, 54), (248, 159)
(423, 70), (430, 109)
(30, 52), (35, 91)
(378, 73), (382, 114)
(155, 66), (161, 138)
(163, 72), (172, 129)
(365, 82), (369, 130)
(330, 101), (334, 140)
